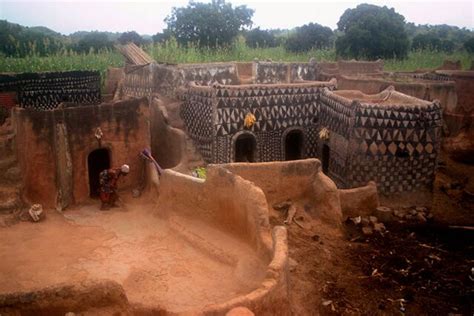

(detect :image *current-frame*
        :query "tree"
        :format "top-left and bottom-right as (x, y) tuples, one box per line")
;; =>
(285, 23), (334, 52)
(165, 0), (254, 48)
(118, 31), (144, 46)
(335, 4), (409, 60)
(245, 28), (277, 48)
(152, 31), (170, 43)
(464, 38), (474, 53)
(412, 33), (455, 52)
(75, 32), (113, 53)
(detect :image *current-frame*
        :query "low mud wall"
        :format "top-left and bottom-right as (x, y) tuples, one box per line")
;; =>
(338, 74), (457, 113)
(221, 159), (343, 226)
(157, 166), (272, 256)
(0, 280), (129, 315)
(154, 166), (290, 314)
(220, 159), (320, 204)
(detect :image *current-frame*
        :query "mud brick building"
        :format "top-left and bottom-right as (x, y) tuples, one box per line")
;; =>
(319, 87), (443, 193)
(181, 80), (337, 163)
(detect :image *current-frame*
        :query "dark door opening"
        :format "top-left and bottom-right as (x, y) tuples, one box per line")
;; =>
(285, 130), (304, 160)
(234, 134), (257, 162)
(88, 148), (110, 198)
(322, 144), (330, 174)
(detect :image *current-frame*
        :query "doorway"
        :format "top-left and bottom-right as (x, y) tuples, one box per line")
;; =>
(322, 144), (330, 174)
(88, 148), (110, 198)
(234, 134), (257, 162)
(284, 130), (304, 160)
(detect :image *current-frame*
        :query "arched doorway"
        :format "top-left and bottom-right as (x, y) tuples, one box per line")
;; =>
(88, 148), (110, 198)
(234, 133), (257, 162)
(284, 130), (304, 160)
(322, 144), (330, 174)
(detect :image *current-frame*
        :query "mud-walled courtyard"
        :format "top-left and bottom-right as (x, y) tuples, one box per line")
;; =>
(0, 42), (473, 315)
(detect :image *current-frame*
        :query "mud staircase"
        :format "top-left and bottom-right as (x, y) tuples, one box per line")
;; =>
(160, 99), (206, 171)
(0, 118), (22, 213)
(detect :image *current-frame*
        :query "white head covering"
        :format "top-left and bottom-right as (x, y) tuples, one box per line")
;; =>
(121, 164), (130, 174)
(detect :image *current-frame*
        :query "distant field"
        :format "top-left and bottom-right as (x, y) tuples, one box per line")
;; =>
(0, 42), (472, 80)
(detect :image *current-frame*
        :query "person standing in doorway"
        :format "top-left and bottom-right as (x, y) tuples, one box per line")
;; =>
(99, 164), (130, 210)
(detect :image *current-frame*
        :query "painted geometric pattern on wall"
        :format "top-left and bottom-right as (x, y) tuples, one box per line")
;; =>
(352, 103), (443, 159)
(123, 66), (154, 99)
(214, 85), (325, 136)
(319, 93), (354, 138)
(181, 89), (214, 141)
(349, 154), (437, 193)
(216, 102), (317, 136)
(0, 71), (101, 110)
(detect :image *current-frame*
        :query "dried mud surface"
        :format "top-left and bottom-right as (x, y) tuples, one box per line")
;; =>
(0, 196), (266, 313)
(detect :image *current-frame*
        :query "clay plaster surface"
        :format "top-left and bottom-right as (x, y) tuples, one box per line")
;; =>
(0, 196), (266, 313)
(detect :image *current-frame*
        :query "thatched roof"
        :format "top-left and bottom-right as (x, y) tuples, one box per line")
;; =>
(116, 43), (154, 65)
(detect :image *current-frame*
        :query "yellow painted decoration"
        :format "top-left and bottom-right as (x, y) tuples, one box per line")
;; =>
(244, 113), (256, 128)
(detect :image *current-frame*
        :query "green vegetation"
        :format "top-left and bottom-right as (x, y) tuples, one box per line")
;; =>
(164, 0), (253, 48)
(0, 50), (123, 86)
(383, 49), (472, 71)
(336, 4), (409, 60)
(0, 39), (470, 77)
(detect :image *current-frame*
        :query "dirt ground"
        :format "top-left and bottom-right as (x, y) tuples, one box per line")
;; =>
(273, 204), (473, 316)
(0, 195), (266, 313)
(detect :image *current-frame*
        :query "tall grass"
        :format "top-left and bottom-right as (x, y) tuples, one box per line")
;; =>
(0, 40), (471, 79)
(0, 49), (123, 85)
(145, 37), (336, 64)
(384, 50), (472, 72)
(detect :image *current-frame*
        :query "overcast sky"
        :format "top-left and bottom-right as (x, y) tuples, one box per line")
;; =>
(0, 0), (472, 35)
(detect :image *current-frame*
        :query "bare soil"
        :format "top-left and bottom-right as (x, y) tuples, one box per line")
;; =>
(273, 206), (473, 315)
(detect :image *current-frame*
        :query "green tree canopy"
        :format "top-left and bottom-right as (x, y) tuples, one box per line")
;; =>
(165, 0), (254, 47)
(464, 37), (474, 53)
(285, 23), (334, 52)
(244, 28), (277, 48)
(118, 31), (145, 46)
(412, 33), (455, 52)
(335, 4), (409, 60)
(0, 20), (65, 57)
(75, 32), (113, 53)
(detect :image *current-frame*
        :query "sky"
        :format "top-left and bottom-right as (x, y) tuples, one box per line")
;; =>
(0, 0), (472, 35)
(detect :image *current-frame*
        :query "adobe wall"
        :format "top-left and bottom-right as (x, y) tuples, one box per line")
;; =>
(149, 98), (185, 169)
(14, 98), (150, 208)
(157, 167), (273, 255)
(338, 74), (458, 114)
(320, 88), (443, 194)
(220, 159), (343, 226)
(0, 71), (101, 110)
(254, 61), (320, 84)
(15, 110), (57, 206)
(337, 59), (384, 75)
(153, 166), (290, 314)
(122, 62), (241, 100)
(182, 80), (337, 163)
